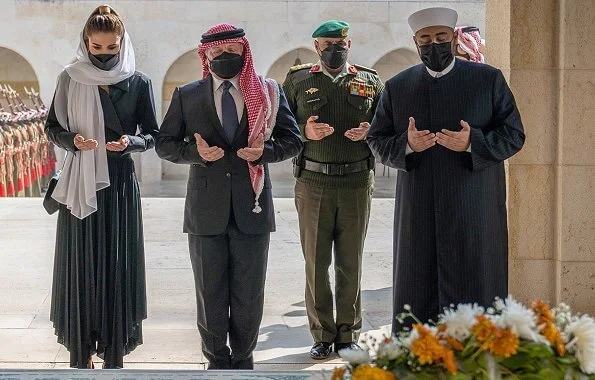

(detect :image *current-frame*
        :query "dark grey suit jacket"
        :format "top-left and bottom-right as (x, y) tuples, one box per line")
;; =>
(156, 76), (302, 236)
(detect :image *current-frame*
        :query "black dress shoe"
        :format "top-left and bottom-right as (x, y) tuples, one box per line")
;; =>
(310, 342), (332, 359)
(335, 342), (361, 352)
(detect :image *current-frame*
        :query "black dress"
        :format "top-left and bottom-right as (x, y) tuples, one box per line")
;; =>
(45, 71), (159, 368)
(367, 60), (525, 331)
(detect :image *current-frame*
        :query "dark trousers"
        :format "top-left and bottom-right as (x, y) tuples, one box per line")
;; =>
(295, 180), (373, 344)
(188, 218), (270, 370)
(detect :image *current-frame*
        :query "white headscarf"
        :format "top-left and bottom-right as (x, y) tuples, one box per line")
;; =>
(51, 31), (135, 219)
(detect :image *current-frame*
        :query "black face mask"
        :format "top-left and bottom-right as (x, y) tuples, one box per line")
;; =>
(210, 52), (244, 79)
(418, 41), (454, 72)
(320, 44), (348, 70)
(89, 53), (119, 71)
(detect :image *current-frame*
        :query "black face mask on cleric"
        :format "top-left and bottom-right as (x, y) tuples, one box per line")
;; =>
(89, 53), (119, 71)
(418, 41), (454, 72)
(210, 52), (244, 79)
(320, 44), (348, 70)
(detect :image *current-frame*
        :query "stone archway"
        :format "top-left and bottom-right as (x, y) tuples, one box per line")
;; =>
(372, 48), (419, 82)
(161, 50), (203, 180)
(0, 47), (39, 95)
(371, 49), (419, 179)
(266, 47), (319, 84)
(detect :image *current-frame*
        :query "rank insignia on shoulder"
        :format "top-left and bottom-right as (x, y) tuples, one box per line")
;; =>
(305, 88), (319, 95)
(310, 64), (321, 73)
(289, 63), (314, 73)
(352, 64), (378, 75)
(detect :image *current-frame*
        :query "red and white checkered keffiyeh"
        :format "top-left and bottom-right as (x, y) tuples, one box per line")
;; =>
(456, 26), (485, 63)
(198, 23), (280, 213)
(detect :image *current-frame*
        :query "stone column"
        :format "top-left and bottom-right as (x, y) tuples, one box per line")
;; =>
(486, 0), (594, 314)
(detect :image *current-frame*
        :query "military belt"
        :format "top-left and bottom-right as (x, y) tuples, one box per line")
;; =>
(299, 156), (374, 176)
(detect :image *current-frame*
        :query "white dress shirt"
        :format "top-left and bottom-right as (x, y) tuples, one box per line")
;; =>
(406, 59), (471, 154)
(212, 75), (245, 124)
(317, 61), (352, 82)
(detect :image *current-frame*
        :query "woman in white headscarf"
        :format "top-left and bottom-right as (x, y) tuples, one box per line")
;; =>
(44, 4), (158, 369)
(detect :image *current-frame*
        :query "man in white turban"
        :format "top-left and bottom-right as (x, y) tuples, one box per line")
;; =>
(367, 7), (526, 332)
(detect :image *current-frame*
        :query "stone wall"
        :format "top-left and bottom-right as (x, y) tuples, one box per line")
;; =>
(487, 0), (594, 315)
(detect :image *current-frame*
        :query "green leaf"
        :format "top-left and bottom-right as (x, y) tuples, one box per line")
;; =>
(460, 341), (479, 358)
(556, 355), (579, 365)
(446, 373), (473, 380)
(500, 353), (537, 372)
(517, 342), (555, 359)
(534, 368), (564, 380)
(458, 356), (481, 372)
(519, 375), (546, 380)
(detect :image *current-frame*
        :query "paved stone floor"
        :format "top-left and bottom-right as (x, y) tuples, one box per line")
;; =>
(0, 198), (394, 373)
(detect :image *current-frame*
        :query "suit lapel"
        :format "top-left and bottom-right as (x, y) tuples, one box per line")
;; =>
(109, 78), (129, 104)
(98, 89), (125, 136)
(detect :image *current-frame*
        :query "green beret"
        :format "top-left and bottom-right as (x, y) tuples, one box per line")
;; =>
(312, 20), (350, 38)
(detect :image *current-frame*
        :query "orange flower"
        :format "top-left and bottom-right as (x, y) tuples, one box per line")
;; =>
(441, 347), (458, 374)
(490, 327), (519, 358)
(532, 300), (554, 321)
(332, 367), (347, 380)
(472, 315), (498, 345)
(352, 364), (396, 380)
(532, 300), (566, 356)
(471, 315), (519, 358)
(445, 336), (464, 351)
(411, 324), (458, 374)
(438, 323), (464, 352)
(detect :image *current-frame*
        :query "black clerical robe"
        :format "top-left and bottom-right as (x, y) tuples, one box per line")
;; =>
(366, 60), (525, 331)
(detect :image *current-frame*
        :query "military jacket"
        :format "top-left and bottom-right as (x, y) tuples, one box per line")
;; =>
(283, 62), (384, 188)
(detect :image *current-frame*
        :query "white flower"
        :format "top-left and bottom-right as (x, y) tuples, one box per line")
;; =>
(494, 297), (505, 312)
(377, 338), (404, 360)
(439, 303), (485, 341)
(402, 327), (420, 349)
(552, 303), (579, 333)
(338, 346), (371, 365)
(565, 315), (595, 374)
(495, 296), (547, 343)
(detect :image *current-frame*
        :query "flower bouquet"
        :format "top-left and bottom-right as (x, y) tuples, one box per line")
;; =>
(333, 296), (595, 379)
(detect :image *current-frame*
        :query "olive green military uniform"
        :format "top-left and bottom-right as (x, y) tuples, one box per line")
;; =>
(283, 60), (383, 345)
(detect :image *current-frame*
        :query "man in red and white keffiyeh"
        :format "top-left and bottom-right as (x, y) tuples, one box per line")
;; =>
(156, 23), (302, 370)
(198, 23), (284, 213)
(455, 26), (486, 63)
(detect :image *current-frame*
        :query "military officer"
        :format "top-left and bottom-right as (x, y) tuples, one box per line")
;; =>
(282, 20), (384, 359)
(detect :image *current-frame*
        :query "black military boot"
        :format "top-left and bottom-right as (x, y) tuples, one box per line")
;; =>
(310, 342), (332, 359)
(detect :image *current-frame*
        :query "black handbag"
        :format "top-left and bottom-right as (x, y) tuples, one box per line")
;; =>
(43, 169), (62, 215)
(44, 147), (69, 215)
(44, 122), (71, 215)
